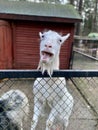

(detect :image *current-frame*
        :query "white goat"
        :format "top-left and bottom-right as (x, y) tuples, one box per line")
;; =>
(31, 30), (74, 130)
(0, 89), (29, 130)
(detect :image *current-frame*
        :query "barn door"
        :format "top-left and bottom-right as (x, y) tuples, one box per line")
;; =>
(12, 21), (41, 69)
(0, 20), (12, 69)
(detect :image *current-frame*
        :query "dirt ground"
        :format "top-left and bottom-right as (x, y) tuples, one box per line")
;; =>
(67, 79), (98, 130)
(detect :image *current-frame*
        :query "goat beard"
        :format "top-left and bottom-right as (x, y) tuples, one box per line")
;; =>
(37, 60), (53, 77)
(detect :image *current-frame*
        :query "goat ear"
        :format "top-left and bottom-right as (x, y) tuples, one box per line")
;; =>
(39, 32), (43, 38)
(39, 32), (45, 40)
(61, 33), (70, 44)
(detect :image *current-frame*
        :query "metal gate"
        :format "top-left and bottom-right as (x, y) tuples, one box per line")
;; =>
(0, 70), (98, 130)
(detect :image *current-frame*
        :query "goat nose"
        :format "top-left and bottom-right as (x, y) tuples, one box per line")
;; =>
(45, 44), (52, 48)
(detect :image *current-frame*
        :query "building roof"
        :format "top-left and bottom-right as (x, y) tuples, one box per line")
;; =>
(0, 0), (82, 23)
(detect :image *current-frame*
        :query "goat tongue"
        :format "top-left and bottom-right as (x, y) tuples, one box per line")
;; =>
(41, 51), (52, 62)
(42, 52), (50, 59)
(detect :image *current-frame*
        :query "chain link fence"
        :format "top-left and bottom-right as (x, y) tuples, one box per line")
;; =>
(0, 70), (98, 130)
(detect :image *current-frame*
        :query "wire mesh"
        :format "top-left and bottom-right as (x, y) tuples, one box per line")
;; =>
(0, 71), (97, 130)
(68, 77), (98, 130)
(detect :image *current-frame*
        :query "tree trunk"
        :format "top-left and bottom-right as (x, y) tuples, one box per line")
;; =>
(70, 0), (74, 5)
(92, 0), (98, 32)
(75, 0), (83, 35)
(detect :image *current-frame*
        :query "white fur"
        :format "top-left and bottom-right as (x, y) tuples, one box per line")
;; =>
(31, 30), (73, 130)
(38, 30), (70, 76)
(0, 90), (29, 130)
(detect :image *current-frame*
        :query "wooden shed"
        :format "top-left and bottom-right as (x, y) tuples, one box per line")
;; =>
(0, 0), (81, 70)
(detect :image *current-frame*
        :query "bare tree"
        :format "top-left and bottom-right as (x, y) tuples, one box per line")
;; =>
(69, 0), (74, 5)
(92, 0), (98, 32)
(75, 0), (83, 35)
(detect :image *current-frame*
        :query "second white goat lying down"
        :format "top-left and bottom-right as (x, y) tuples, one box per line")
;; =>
(0, 89), (29, 130)
(31, 30), (74, 130)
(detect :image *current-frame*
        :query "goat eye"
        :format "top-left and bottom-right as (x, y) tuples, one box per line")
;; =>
(41, 35), (44, 39)
(58, 39), (62, 43)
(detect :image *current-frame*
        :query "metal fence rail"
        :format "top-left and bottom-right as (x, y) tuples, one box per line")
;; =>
(0, 70), (98, 130)
(0, 69), (98, 78)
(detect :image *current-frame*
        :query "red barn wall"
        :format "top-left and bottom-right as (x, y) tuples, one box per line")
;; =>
(0, 20), (12, 69)
(12, 21), (74, 70)
(0, 20), (74, 69)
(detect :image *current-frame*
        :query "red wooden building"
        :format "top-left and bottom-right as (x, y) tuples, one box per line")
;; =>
(0, 0), (81, 69)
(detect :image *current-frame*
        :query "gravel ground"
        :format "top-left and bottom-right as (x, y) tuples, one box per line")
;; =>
(72, 51), (98, 70)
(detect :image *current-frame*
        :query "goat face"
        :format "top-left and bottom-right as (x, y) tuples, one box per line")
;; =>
(39, 30), (70, 64)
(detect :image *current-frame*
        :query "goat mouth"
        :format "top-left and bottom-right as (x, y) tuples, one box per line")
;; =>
(41, 51), (54, 63)
(41, 51), (54, 57)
